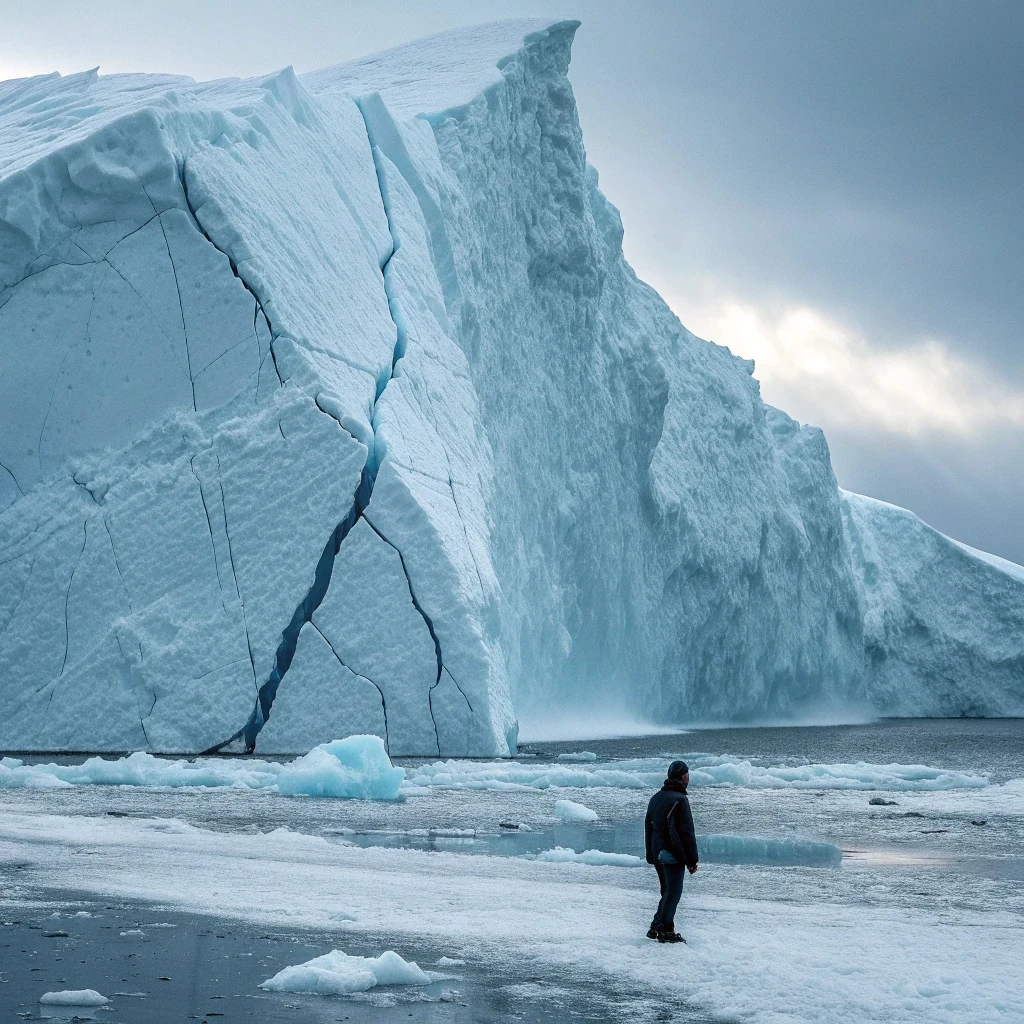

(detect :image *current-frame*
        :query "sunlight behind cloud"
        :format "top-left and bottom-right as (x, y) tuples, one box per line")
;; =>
(682, 297), (1024, 438)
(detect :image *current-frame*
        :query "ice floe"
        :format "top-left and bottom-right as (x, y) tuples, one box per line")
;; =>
(260, 948), (430, 995)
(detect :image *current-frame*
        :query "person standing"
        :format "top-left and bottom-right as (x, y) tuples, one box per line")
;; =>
(644, 759), (699, 943)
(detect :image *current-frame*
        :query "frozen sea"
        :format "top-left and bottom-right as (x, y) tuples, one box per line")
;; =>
(2, 719), (1022, 1023)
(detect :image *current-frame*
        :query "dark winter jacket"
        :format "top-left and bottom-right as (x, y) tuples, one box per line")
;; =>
(644, 779), (698, 869)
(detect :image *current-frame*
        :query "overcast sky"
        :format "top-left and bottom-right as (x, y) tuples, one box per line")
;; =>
(3, 0), (1021, 562)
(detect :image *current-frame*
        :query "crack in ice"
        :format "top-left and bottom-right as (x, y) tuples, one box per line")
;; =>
(308, 619), (391, 752)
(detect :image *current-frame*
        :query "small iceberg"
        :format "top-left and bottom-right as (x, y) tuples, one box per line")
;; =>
(39, 990), (109, 1006)
(260, 949), (430, 995)
(554, 798), (599, 821)
(536, 847), (643, 867)
(0, 735), (404, 801)
(697, 834), (842, 867)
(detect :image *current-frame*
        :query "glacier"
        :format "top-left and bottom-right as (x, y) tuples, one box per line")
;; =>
(1, 20), (1021, 756)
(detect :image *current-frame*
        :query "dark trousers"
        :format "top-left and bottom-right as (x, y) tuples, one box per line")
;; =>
(651, 862), (685, 933)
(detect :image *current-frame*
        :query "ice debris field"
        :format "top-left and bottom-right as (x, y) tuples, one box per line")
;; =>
(1, 20), (1023, 759)
(0, 741), (992, 798)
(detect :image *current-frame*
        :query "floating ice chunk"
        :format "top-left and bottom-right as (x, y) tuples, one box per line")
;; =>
(0, 735), (403, 801)
(691, 759), (989, 792)
(0, 749), (986, 798)
(260, 949), (430, 995)
(536, 847), (643, 867)
(119, 929), (144, 936)
(275, 736), (405, 800)
(405, 756), (988, 793)
(0, 759), (73, 789)
(554, 798), (599, 822)
(557, 751), (598, 762)
(0, 751), (280, 790)
(697, 834), (842, 868)
(39, 990), (109, 1006)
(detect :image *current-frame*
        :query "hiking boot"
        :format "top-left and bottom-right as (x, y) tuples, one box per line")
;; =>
(657, 931), (686, 944)
(647, 927), (660, 939)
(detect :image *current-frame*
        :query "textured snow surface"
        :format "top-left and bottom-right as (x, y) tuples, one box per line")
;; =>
(260, 948), (430, 995)
(2, 19), (1022, 755)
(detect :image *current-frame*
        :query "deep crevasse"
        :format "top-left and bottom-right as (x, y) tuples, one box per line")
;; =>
(0, 19), (1022, 755)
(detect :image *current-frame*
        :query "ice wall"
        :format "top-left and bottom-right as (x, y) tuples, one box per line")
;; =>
(841, 492), (1024, 716)
(1, 20), (1021, 754)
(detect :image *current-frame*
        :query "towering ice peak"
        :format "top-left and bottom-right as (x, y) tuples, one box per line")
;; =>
(1, 20), (1021, 755)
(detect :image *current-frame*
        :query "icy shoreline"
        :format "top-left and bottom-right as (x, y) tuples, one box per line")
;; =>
(1, 799), (1020, 1024)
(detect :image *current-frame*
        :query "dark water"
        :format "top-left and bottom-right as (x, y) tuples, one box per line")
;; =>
(10, 718), (1022, 784)
(0, 897), (695, 1024)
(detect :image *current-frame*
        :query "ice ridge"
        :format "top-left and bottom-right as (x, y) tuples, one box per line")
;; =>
(1, 20), (1022, 756)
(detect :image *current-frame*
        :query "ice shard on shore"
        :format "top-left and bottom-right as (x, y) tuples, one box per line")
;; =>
(1, 21), (1022, 755)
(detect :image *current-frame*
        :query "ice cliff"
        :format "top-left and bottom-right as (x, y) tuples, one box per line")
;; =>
(1, 20), (1021, 754)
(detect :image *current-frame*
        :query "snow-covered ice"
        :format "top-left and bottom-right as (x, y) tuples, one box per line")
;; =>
(260, 948), (431, 995)
(2, 773), (1020, 1024)
(39, 989), (109, 1005)
(2, 20), (1021, 757)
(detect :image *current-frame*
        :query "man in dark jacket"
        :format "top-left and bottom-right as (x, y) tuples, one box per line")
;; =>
(644, 760), (698, 943)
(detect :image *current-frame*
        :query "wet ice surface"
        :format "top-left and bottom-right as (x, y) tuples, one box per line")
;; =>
(0, 898), (668, 1023)
(2, 720), (1022, 1022)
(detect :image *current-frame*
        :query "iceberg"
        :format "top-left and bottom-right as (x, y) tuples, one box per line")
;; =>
(841, 492), (1024, 716)
(536, 847), (644, 867)
(533, 836), (842, 868)
(1, 20), (1021, 755)
(260, 948), (430, 996)
(0, 734), (405, 799)
(697, 834), (842, 868)
(39, 990), (109, 1006)
(0, 750), (985, 796)
(554, 798), (599, 821)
